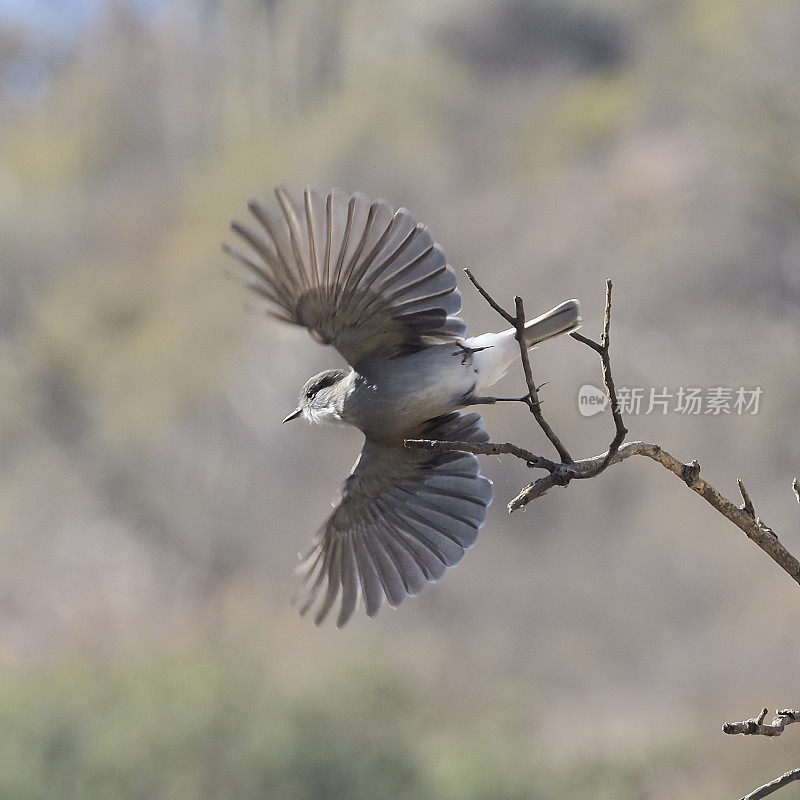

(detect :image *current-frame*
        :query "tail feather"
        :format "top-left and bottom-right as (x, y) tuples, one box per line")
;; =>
(467, 298), (581, 393)
(523, 299), (581, 346)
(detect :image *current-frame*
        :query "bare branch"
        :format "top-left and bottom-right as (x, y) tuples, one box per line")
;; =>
(568, 279), (627, 477)
(463, 268), (573, 463)
(725, 710), (800, 798)
(739, 767), (800, 800)
(513, 294), (574, 464)
(570, 331), (602, 354)
(724, 708), (799, 737)
(463, 268), (515, 325)
(419, 276), (800, 587)
(405, 438), (557, 471)
(509, 440), (800, 583)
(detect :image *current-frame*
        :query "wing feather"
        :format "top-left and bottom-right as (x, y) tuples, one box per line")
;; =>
(226, 187), (465, 365)
(354, 527), (385, 617)
(296, 412), (492, 626)
(275, 186), (312, 288)
(373, 499), (444, 585)
(313, 537), (342, 625)
(366, 526), (408, 608)
(338, 536), (359, 628)
(303, 187), (326, 289)
(247, 200), (306, 292)
(373, 524), (429, 596)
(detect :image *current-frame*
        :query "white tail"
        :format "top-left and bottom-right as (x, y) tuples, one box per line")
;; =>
(523, 299), (581, 345)
(466, 299), (581, 394)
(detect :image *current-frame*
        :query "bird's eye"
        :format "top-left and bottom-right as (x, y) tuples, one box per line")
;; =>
(305, 389), (315, 399)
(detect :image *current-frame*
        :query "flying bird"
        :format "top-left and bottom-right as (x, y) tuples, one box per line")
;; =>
(224, 186), (580, 626)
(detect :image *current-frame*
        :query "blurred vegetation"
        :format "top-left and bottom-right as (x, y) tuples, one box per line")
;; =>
(1, 657), (425, 800)
(2, 0), (800, 797)
(0, 652), (716, 800)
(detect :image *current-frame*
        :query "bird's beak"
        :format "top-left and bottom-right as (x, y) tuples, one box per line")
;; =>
(282, 407), (302, 423)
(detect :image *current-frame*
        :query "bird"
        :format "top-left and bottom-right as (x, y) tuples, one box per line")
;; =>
(223, 186), (581, 627)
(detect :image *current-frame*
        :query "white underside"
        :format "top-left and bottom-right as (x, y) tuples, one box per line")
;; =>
(464, 329), (521, 396)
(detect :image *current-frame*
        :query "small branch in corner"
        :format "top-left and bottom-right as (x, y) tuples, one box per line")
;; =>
(723, 708), (799, 737)
(739, 767), (800, 800)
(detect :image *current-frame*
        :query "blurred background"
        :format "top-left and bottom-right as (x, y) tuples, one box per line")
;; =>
(2, 0), (800, 797)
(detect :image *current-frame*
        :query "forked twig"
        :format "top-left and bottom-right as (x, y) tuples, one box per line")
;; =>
(464, 269), (574, 463)
(724, 708), (799, 737)
(724, 710), (800, 800)
(406, 277), (800, 582)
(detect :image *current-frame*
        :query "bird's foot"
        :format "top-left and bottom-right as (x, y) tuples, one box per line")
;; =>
(452, 342), (490, 365)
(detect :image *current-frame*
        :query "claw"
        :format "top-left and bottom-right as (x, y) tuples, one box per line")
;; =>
(452, 342), (490, 365)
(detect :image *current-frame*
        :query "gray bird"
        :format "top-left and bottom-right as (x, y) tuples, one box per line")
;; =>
(224, 186), (580, 627)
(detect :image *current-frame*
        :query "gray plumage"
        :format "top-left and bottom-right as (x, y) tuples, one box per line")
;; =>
(225, 186), (580, 626)
(297, 412), (491, 627)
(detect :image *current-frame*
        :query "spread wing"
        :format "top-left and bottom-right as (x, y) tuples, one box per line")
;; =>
(223, 186), (466, 366)
(297, 412), (493, 627)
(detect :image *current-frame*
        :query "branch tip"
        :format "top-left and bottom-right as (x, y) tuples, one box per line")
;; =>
(723, 707), (799, 737)
(737, 478), (756, 516)
(682, 460), (701, 485)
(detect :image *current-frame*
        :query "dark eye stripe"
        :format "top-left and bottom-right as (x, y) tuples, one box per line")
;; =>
(306, 372), (342, 400)
(317, 373), (340, 390)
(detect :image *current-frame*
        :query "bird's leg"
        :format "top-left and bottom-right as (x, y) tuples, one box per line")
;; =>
(467, 394), (533, 406)
(464, 382), (548, 408)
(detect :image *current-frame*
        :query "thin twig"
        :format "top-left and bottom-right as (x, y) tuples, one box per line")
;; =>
(740, 767), (800, 800)
(514, 295), (574, 464)
(569, 279), (627, 476)
(404, 438), (557, 471)
(464, 268), (515, 325)
(570, 332), (602, 354)
(507, 440), (800, 583)
(463, 269), (573, 463)
(724, 708), (799, 737)
(724, 709), (800, 799)
(506, 279), (629, 500)
(738, 478), (756, 516)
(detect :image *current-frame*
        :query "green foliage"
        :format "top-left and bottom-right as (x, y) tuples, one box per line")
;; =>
(0, 653), (685, 800)
(0, 655), (425, 800)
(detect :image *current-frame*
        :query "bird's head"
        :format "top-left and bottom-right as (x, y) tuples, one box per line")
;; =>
(283, 368), (349, 425)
